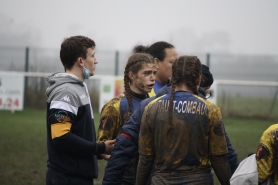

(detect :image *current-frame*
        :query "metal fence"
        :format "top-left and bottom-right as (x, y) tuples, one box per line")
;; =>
(1, 46), (278, 120)
(0, 46), (132, 75)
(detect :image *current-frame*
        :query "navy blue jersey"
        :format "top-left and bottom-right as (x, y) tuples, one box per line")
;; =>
(153, 79), (166, 94)
(138, 91), (228, 184)
(103, 86), (238, 185)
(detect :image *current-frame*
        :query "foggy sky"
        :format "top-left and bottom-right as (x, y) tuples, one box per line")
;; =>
(0, 0), (278, 55)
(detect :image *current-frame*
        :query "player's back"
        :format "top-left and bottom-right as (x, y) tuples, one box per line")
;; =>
(140, 91), (227, 184)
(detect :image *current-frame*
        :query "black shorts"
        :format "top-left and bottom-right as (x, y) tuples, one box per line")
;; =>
(46, 167), (94, 185)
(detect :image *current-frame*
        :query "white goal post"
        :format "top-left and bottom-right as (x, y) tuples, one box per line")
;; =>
(209, 80), (278, 105)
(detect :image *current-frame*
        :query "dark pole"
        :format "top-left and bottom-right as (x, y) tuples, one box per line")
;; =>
(24, 47), (29, 108)
(206, 53), (210, 68)
(115, 50), (119, 76)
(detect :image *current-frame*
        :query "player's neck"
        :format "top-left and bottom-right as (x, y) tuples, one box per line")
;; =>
(174, 84), (193, 92)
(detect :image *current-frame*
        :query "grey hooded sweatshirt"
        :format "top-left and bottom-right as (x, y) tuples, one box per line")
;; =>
(45, 73), (105, 179)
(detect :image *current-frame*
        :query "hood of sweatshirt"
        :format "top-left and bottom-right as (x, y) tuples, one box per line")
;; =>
(45, 73), (84, 97)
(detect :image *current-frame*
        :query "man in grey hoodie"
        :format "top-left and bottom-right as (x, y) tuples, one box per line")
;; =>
(45, 35), (115, 185)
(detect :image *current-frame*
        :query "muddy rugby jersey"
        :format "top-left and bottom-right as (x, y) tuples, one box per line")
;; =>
(138, 91), (228, 184)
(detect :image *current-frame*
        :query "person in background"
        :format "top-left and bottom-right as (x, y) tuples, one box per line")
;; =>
(45, 35), (115, 185)
(97, 53), (157, 185)
(256, 123), (278, 184)
(133, 41), (178, 94)
(199, 64), (214, 99)
(230, 123), (278, 185)
(136, 56), (231, 185)
(199, 64), (239, 175)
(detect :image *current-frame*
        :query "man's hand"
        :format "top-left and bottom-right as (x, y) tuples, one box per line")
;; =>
(104, 139), (116, 154)
(101, 154), (111, 161)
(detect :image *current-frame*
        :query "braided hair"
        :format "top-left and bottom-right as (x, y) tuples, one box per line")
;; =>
(168, 56), (202, 126)
(123, 53), (155, 122)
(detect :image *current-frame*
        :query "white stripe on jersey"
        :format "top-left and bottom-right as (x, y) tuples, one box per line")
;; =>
(50, 101), (78, 115)
(83, 82), (94, 119)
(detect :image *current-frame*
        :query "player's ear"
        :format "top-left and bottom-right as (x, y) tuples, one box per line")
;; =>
(154, 58), (160, 69)
(128, 71), (135, 81)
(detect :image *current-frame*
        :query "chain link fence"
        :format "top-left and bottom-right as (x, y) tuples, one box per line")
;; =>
(1, 46), (278, 120)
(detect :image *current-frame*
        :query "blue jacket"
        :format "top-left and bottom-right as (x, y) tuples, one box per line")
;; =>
(198, 87), (239, 174)
(102, 86), (238, 185)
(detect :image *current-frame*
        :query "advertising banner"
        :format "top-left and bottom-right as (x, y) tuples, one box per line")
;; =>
(99, 77), (124, 113)
(0, 73), (24, 110)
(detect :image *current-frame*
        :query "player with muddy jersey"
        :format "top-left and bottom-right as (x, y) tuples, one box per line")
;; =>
(256, 123), (278, 184)
(97, 53), (156, 185)
(136, 56), (231, 185)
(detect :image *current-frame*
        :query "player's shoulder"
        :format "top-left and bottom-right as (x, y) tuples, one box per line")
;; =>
(263, 123), (278, 136)
(266, 123), (278, 131)
(101, 94), (124, 112)
(145, 94), (167, 110)
(195, 95), (220, 111)
(49, 83), (82, 104)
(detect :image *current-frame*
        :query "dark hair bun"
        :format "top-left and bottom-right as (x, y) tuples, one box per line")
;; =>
(133, 45), (148, 53)
(201, 64), (214, 87)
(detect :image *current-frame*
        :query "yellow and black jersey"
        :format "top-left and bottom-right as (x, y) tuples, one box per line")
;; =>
(97, 90), (154, 142)
(97, 90), (153, 185)
(139, 91), (228, 184)
(256, 123), (278, 185)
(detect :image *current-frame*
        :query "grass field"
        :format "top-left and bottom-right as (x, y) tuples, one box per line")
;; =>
(0, 108), (276, 185)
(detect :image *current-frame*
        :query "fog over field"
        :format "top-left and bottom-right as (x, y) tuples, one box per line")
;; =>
(0, 0), (277, 98)
(0, 0), (278, 55)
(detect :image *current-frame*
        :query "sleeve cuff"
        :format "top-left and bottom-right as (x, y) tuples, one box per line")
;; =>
(96, 142), (106, 154)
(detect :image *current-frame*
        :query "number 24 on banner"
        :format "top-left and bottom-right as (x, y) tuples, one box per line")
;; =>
(0, 98), (19, 108)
